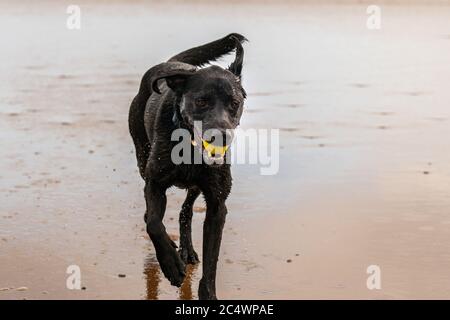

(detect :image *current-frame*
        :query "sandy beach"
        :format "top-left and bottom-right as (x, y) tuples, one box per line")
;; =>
(1, 0), (450, 299)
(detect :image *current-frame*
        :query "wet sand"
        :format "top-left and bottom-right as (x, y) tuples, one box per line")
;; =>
(1, 1), (450, 299)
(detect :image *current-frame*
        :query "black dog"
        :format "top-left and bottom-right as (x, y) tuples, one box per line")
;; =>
(128, 33), (247, 299)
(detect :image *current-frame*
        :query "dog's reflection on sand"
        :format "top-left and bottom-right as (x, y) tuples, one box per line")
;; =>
(144, 254), (198, 300)
(144, 255), (160, 300)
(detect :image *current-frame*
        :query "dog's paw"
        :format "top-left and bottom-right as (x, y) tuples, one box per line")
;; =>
(179, 246), (200, 265)
(198, 279), (218, 300)
(159, 248), (186, 287)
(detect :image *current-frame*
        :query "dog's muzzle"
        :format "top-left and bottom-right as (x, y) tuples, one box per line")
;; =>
(191, 139), (230, 160)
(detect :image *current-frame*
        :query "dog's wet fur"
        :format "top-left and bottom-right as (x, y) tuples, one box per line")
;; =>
(128, 33), (247, 299)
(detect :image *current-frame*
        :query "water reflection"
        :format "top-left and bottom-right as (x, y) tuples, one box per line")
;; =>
(144, 254), (199, 300)
(143, 255), (160, 300)
(179, 264), (198, 300)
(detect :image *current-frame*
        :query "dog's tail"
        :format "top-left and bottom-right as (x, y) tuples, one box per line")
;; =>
(168, 33), (248, 67)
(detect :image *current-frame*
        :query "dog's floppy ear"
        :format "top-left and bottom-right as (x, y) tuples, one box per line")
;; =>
(149, 61), (197, 94)
(228, 35), (245, 79)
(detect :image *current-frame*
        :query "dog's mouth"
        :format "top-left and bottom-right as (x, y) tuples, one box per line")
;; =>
(190, 125), (232, 162)
(191, 139), (230, 161)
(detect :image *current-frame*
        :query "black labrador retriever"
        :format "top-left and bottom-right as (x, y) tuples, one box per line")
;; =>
(128, 33), (247, 300)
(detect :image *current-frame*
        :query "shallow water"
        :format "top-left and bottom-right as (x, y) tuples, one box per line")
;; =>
(1, 1), (450, 299)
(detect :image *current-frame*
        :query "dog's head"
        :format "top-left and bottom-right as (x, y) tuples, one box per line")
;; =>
(151, 37), (246, 161)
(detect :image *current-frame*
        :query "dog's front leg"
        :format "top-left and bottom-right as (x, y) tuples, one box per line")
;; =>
(145, 181), (186, 287)
(198, 198), (227, 300)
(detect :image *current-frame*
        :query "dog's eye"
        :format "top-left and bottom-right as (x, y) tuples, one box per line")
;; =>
(231, 99), (240, 109)
(195, 98), (207, 108)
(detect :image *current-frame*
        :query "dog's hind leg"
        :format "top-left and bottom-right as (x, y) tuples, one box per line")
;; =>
(129, 91), (150, 179)
(129, 98), (149, 179)
(145, 180), (186, 287)
(179, 187), (201, 265)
